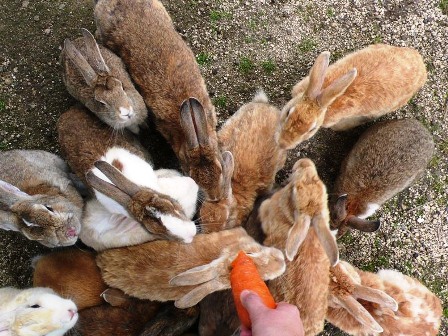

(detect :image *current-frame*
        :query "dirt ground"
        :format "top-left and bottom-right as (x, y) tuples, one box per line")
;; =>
(0, 0), (447, 335)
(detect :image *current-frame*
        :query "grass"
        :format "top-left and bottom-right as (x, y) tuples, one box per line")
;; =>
(360, 255), (391, 272)
(213, 95), (227, 109)
(0, 99), (5, 111)
(238, 57), (255, 75)
(444, 307), (448, 318)
(297, 38), (317, 53)
(440, 0), (448, 15)
(327, 7), (335, 17)
(196, 52), (212, 66)
(0, 142), (7, 150)
(210, 10), (232, 22)
(261, 60), (276, 74)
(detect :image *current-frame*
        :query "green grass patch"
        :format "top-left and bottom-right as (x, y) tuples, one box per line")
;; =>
(261, 60), (276, 75)
(196, 52), (212, 66)
(238, 57), (255, 75)
(0, 142), (7, 150)
(327, 7), (335, 17)
(213, 95), (227, 109)
(444, 307), (448, 318)
(0, 100), (5, 111)
(210, 10), (232, 22)
(440, 0), (448, 15)
(297, 38), (317, 53)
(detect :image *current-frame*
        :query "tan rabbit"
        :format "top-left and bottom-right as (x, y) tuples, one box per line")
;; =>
(61, 28), (147, 134)
(280, 44), (427, 149)
(257, 158), (339, 335)
(95, 226), (286, 309)
(94, 0), (229, 202)
(199, 91), (287, 232)
(57, 105), (199, 249)
(0, 150), (83, 247)
(330, 119), (434, 237)
(327, 261), (442, 336)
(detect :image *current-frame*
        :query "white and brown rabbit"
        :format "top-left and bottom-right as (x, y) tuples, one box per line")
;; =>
(327, 261), (442, 336)
(94, 0), (229, 203)
(61, 28), (147, 133)
(0, 150), (83, 247)
(198, 91), (287, 232)
(330, 118), (434, 237)
(0, 287), (78, 336)
(280, 44), (427, 149)
(57, 105), (198, 250)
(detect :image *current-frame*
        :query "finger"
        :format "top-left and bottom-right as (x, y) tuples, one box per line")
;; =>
(240, 290), (270, 314)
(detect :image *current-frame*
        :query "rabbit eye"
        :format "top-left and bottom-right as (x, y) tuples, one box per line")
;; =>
(45, 205), (54, 212)
(30, 304), (40, 308)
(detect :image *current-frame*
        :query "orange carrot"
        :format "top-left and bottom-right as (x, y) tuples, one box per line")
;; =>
(230, 250), (277, 329)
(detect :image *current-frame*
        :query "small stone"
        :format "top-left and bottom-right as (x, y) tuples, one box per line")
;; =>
(22, 0), (29, 8)
(417, 217), (424, 223)
(34, 15), (40, 21)
(44, 28), (52, 35)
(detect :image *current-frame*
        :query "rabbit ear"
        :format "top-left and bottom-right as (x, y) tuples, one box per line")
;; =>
(285, 214), (311, 261)
(332, 294), (383, 333)
(64, 38), (98, 87)
(353, 284), (398, 311)
(85, 170), (132, 207)
(81, 28), (110, 75)
(305, 51), (330, 100)
(174, 279), (228, 309)
(312, 212), (339, 266)
(346, 215), (381, 232)
(317, 68), (357, 108)
(332, 194), (348, 225)
(180, 98), (211, 150)
(101, 288), (132, 308)
(94, 160), (141, 196)
(221, 151), (234, 196)
(0, 180), (31, 206)
(169, 255), (225, 286)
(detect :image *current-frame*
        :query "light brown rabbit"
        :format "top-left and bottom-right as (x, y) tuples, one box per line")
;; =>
(199, 91), (287, 232)
(326, 261), (443, 336)
(330, 119), (434, 237)
(257, 158), (339, 335)
(95, 226), (286, 309)
(280, 44), (427, 149)
(94, 0), (228, 202)
(61, 28), (147, 134)
(0, 150), (83, 247)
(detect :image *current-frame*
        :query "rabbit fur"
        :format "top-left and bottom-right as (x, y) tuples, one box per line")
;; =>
(96, 226), (286, 309)
(61, 28), (147, 134)
(94, 0), (228, 202)
(258, 158), (339, 335)
(280, 44), (427, 149)
(0, 287), (78, 336)
(326, 261), (442, 336)
(330, 118), (434, 237)
(0, 150), (83, 247)
(57, 105), (198, 249)
(199, 91), (287, 233)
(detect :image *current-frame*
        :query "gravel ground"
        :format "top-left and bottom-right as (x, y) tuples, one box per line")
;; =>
(0, 0), (447, 335)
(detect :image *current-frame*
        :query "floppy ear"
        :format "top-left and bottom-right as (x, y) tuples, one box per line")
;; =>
(64, 38), (98, 87)
(317, 68), (357, 108)
(305, 51), (330, 100)
(312, 212), (339, 266)
(101, 288), (133, 308)
(174, 279), (227, 309)
(353, 285), (398, 311)
(346, 215), (381, 233)
(331, 194), (348, 228)
(285, 214), (311, 261)
(0, 180), (30, 207)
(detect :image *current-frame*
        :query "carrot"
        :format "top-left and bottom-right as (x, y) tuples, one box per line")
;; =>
(230, 250), (277, 329)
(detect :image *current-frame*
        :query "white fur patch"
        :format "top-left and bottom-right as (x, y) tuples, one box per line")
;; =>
(252, 89), (269, 103)
(157, 176), (199, 219)
(160, 213), (196, 243)
(358, 203), (380, 219)
(22, 219), (39, 227)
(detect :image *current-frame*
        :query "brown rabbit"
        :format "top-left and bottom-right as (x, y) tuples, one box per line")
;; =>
(199, 91), (287, 232)
(327, 261), (443, 336)
(61, 28), (147, 134)
(94, 0), (228, 202)
(280, 44), (427, 149)
(257, 158), (339, 335)
(95, 226), (286, 309)
(330, 119), (434, 237)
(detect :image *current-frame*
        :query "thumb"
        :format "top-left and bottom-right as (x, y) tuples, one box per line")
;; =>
(240, 290), (270, 314)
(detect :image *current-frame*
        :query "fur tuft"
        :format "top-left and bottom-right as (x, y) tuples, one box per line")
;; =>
(252, 89), (269, 103)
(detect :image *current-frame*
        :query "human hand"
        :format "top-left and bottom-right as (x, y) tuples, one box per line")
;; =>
(239, 290), (304, 336)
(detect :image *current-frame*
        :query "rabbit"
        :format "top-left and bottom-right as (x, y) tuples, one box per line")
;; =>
(57, 105), (199, 250)
(0, 287), (78, 336)
(93, 0), (230, 202)
(330, 118), (434, 237)
(280, 44), (427, 149)
(0, 150), (83, 247)
(198, 91), (287, 233)
(326, 261), (443, 336)
(61, 28), (147, 134)
(251, 158), (339, 335)
(95, 226), (286, 309)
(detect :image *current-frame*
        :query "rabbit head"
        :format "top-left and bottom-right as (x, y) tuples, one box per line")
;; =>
(0, 180), (81, 247)
(330, 194), (381, 237)
(62, 29), (146, 132)
(279, 51), (357, 149)
(0, 287), (78, 336)
(86, 160), (197, 243)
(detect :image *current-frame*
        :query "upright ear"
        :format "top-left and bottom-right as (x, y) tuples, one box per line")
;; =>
(305, 51), (330, 100)
(317, 68), (357, 108)
(63, 38), (98, 87)
(312, 213), (339, 266)
(81, 28), (110, 75)
(0, 180), (30, 207)
(221, 151), (234, 197)
(331, 194), (348, 227)
(285, 214), (311, 261)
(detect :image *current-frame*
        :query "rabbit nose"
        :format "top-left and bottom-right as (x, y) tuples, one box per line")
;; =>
(119, 106), (134, 119)
(66, 227), (78, 238)
(68, 309), (77, 320)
